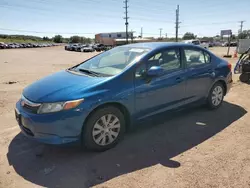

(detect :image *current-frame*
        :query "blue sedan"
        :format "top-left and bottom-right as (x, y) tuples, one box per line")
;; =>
(15, 42), (233, 151)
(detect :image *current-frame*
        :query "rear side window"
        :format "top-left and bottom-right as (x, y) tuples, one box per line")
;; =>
(184, 49), (207, 67)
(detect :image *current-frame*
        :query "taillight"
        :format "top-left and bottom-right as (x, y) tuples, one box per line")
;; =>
(227, 63), (232, 71)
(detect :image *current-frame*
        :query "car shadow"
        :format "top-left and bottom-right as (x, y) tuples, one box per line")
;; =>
(7, 101), (247, 187)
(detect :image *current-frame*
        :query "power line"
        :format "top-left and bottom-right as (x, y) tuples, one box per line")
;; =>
(0, 4), (175, 24)
(181, 21), (239, 27)
(0, 28), (95, 35)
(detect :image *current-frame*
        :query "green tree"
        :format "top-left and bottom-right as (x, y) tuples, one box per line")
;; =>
(69, 36), (92, 44)
(182, 32), (196, 40)
(200, 37), (214, 42)
(43, 36), (50, 41)
(231, 34), (237, 40)
(70, 36), (81, 43)
(238, 30), (250, 39)
(53, 35), (63, 43)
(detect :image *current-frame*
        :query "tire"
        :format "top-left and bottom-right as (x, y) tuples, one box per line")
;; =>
(207, 82), (224, 110)
(82, 106), (126, 151)
(239, 73), (250, 83)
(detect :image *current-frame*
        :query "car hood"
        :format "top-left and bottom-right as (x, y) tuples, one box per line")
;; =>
(23, 70), (108, 103)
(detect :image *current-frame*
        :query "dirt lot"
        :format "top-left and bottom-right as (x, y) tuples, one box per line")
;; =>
(0, 46), (250, 188)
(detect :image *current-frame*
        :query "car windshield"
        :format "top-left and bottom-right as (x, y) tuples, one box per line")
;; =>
(73, 46), (150, 76)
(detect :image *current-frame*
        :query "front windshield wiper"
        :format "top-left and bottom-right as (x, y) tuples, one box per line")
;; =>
(68, 67), (111, 77)
(77, 68), (100, 77)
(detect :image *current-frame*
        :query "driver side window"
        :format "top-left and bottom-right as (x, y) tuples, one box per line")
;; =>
(135, 63), (146, 78)
(147, 48), (181, 71)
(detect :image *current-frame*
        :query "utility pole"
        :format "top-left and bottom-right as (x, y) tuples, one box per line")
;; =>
(124, 0), (129, 44)
(141, 27), (143, 38)
(237, 20), (245, 50)
(159, 28), (163, 38)
(131, 29), (134, 43)
(175, 5), (180, 42)
(239, 21), (245, 33)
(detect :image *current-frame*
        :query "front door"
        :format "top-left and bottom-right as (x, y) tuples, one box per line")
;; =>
(134, 47), (187, 120)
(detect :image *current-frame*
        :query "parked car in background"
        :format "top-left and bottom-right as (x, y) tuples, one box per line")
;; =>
(72, 44), (82, 51)
(184, 39), (209, 49)
(222, 42), (237, 47)
(208, 42), (214, 47)
(15, 42), (232, 151)
(0, 42), (7, 49)
(1, 42), (57, 49)
(7, 43), (16, 48)
(76, 44), (87, 52)
(65, 44), (79, 51)
(94, 44), (106, 52)
(65, 44), (71, 50)
(82, 45), (95, 52)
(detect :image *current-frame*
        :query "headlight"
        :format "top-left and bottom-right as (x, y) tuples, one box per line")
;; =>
(38, 99), (84, 114)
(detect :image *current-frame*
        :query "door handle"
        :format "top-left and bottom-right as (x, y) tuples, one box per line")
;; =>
(207, 69), (212, 73)
(207, 69), (215, 77)
(176, 77), (183, 83)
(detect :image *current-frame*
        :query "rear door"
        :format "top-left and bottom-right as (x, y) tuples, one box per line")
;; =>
(183, 47), (214, 103)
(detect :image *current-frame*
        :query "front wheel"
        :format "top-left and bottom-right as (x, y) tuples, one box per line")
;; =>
(82, 106), (125, 151)
(207, 82), (224, 109)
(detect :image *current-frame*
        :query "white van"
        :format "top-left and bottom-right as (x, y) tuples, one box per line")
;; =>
(184, 39), (209, 49)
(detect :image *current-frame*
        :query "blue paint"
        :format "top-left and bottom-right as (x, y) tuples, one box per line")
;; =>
(15, 43), (232, 145)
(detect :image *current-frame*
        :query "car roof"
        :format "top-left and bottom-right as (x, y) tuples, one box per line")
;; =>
(123, 42), (201, 50)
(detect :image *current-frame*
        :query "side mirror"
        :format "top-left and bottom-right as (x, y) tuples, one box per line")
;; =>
(147, 66), (164, 77)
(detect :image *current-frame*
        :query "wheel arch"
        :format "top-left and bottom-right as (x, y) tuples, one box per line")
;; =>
(216, 80), (227, 96)
(82, 102), (131, 134)
(207, 79), (227, 98)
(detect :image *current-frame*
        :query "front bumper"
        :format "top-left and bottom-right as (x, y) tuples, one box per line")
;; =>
(15, 100), (88, 145)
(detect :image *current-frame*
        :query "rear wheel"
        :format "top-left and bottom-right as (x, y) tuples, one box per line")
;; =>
(207, 82), (224, 109)
(82, 106), (125, 151)
(239, 73), (250, 83)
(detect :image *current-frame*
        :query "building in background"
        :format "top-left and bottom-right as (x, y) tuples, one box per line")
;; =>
(95, 32), (133, 46)
(95, 32), (155, 46)
(115, 38), (154, 45)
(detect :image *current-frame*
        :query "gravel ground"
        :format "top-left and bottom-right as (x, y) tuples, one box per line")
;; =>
(0, 46), (249, 188)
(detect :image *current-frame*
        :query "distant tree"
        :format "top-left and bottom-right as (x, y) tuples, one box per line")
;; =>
(53, 35), (63, 43)
(63, 38), (70, 43)
(238, 30), (250, 39)
(200, 37), (213, 42)
(69, 36), (81, 43)
(182, 32), (196, 40)
(231, 34), (237, 40)
(43, 36), (50, 41)
(69, 36), (92, 43)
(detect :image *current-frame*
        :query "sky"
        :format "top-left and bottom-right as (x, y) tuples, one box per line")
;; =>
(0, 0), (250, 38)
